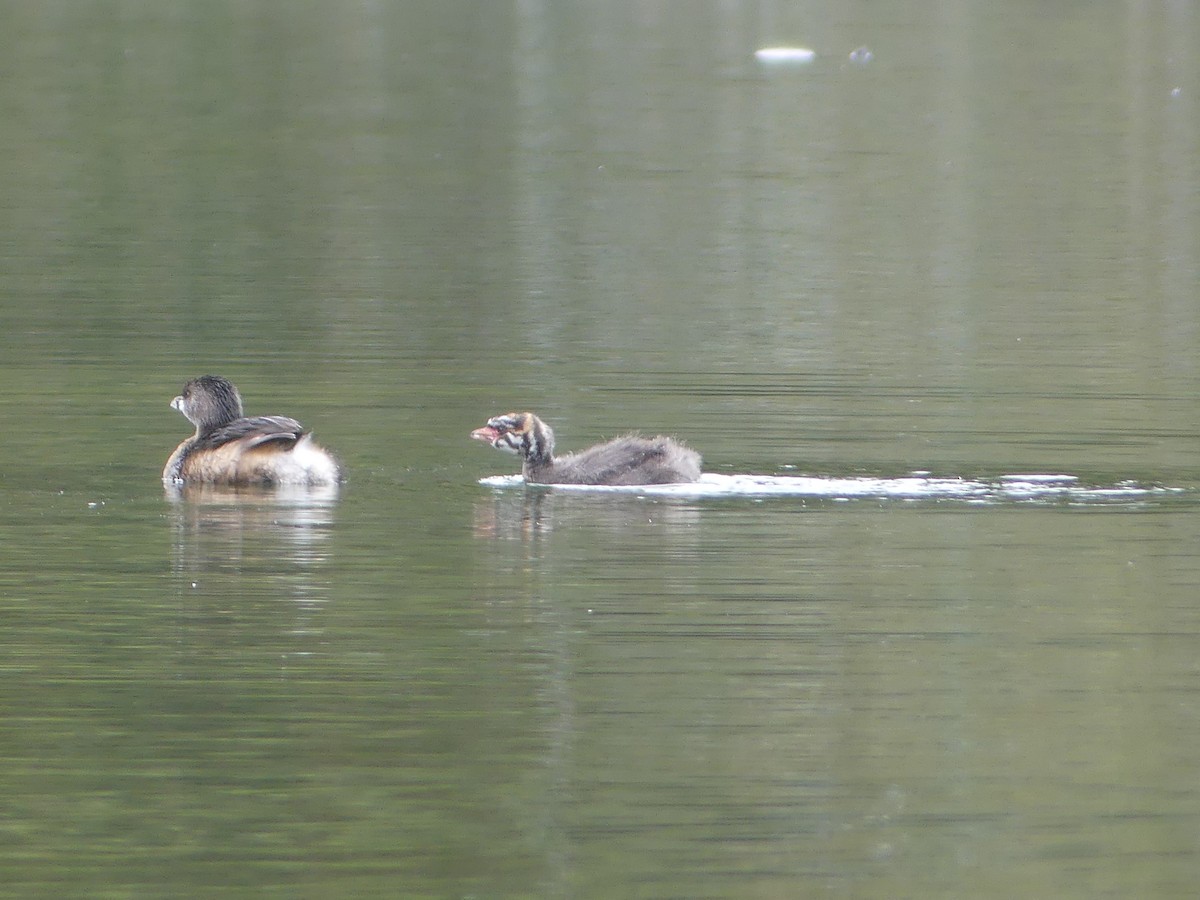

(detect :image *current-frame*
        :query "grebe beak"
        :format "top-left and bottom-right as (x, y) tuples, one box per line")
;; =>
(170, 395), (184, 412)
(471, 425), (500, 444)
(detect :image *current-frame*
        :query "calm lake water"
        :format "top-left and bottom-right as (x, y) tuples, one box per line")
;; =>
(2, 2), (1199, 897)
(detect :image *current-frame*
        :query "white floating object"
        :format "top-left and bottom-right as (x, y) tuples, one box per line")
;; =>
(1000, 474), (1077, 483)
(755, 46), (816, 65)
(479, 472), (1179, 503)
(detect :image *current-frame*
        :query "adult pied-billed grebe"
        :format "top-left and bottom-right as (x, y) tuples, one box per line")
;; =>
(471, 411), (701, 485)
(163, 375), (340, 486)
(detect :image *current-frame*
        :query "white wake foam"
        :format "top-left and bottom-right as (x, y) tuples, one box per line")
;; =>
(478, 472), (1182, 503)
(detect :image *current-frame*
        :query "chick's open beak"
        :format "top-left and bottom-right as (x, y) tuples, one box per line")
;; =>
(471, 425), (500, 444)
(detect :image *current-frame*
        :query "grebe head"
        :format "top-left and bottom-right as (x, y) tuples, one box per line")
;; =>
(171, 375), (244, 432)
(471, 412), (554, 463)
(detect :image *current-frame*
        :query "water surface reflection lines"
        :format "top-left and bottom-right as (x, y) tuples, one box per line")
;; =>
(166, 484), (339, 662)
(472, 486), (702, 544)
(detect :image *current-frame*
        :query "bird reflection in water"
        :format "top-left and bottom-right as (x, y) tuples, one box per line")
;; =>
(471, 485), (701, 544)
(472, 487), (552, 542)
(166, 482), (339, 668)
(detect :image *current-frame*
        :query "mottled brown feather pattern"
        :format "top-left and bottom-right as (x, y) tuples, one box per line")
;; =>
(164, 375), (339, 486)
(472, 411), (700, 485)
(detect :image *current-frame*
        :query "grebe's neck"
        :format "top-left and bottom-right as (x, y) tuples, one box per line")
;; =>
(520, 414), (554, 466)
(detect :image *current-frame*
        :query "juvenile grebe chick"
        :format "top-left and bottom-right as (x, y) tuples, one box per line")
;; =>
(163, 375), (340, 486)
(471, 412), (701, 485)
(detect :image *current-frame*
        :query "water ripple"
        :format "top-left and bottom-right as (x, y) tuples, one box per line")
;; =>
(479, 473), (1187, 504)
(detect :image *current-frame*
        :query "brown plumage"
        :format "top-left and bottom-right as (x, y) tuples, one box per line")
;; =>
(471, 411), (701, 485)
(163, 375), (339, 486)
